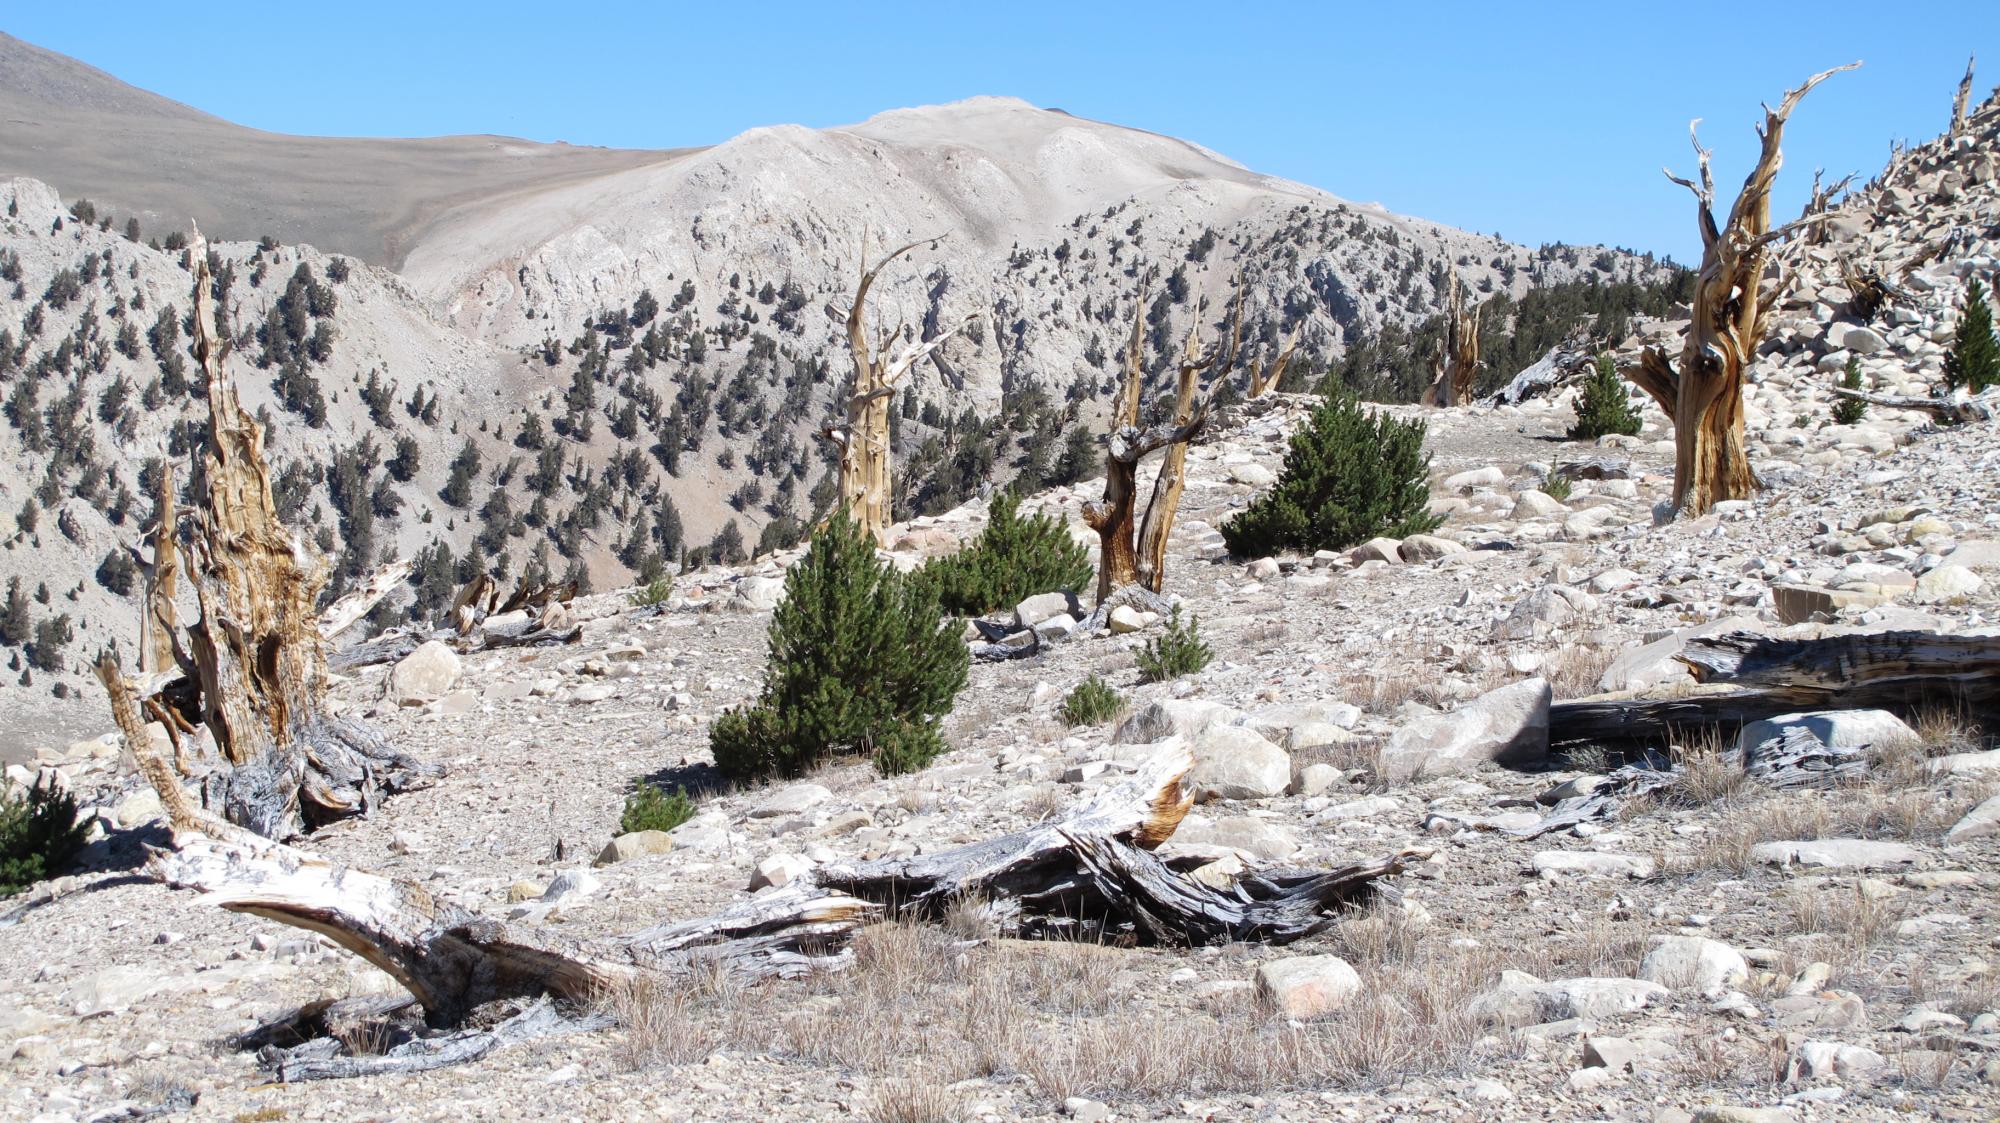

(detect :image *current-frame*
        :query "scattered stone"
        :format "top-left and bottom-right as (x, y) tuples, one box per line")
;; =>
(595, 830), (674, 866)
(1531, 851), (1656, 878)
(1189, 724), (1292, 801)
(1638, 936), (1749, 996)
(749, 784), (832, 819)
(1254, 955), (1360, 1018)
(1946, 794), (2000, 843)
(749, 852), (812, 891)
(388, 640), (461, 705)
(1381, 677), (1549, 781)
(1913, 563), (1983, 603)
(1751, 839), (1922, 870)
(1735, 709), (1916, 757)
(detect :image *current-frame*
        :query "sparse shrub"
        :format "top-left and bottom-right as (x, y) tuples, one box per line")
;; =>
(709, 514), (968, 782)
(1060, 675), (1124, 726)
(1568, 353), (1643, 440)
(911, 490), (1093, 617)
(628, 578), (673, 607)
(1942, 277), (1999, 393)
(619, 783), (695, 835)
(1220, 391), (1441, 557)
(1541, 474), (1572, 503)
(0, 780), (89, 896)
(95, 548), (137, 596)
(1136, 607), (1212, 683)
(1830, 354), (1868, 425)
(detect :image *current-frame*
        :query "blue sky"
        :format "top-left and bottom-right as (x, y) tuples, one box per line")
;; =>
(9, 2), (1995, 263)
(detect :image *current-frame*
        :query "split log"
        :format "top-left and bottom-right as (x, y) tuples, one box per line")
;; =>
(250, 998), (608, 1083)
(1489, 333), (1593, 405)
(1628, 63), (1859, 516)
(145, 741), (1407, 1076)
(821, 232), (979, 545)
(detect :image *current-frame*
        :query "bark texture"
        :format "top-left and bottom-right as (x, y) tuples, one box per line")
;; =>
(1425, 271), (1482, 406)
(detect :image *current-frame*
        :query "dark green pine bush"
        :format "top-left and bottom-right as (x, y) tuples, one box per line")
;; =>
(1568, 353), (1643, 440)
(913, 490), (1093, 617)
(1220, 391), (1442, 557)
(1943, 277), (1999, 394)
(1136, 607), (1213, 684)
(0, 780), (89, 896)
(619, 783), (695, 835)
(710, 512), (969, 782)
(1059, 674), (1125, 727)
(1830, 354), (1868, 425)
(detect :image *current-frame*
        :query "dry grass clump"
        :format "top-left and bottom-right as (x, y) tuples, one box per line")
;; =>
(1291, 736), (1386, 792)
(1779, 881), (1904, 946)
(1669, 735), (1749, 806)
(1544, 644), (1616, 700)
(870, 1079), (964, 1123)
(609, 909), (1514, 1101)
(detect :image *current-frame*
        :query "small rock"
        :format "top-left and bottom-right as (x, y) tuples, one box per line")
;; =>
(595, 830), (674, 866)
(749, 852), (812, 891)
(1532, 851), (1656, 879)
(1381, 677), (1549, 781)
(388, 640), (461, 706)
(1189, 725), (1291, 801)
(1913, 563), (1983, 603)
(1945, 794), (2000, 843)
(540, 868), (601, 905)
(1254, 955), (1361, 1018)
(1750, 838), (1922, 870)
(1638, 936), (1749, 996)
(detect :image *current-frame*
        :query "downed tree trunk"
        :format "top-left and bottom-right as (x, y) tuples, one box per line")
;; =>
(1517, 725), (1867, 838)
(1827, 385), (1999, 424)
(318, 559), (413, 641)
(145, 741), (1408, 1075)
(1550, 627), (2000, 747)
(1627, 63), (1858, 516)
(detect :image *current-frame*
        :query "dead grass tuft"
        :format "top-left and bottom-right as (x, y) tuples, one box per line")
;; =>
(1544, 645), (1616, 700)
(869, 1079), (964, 1123)
(1666, 730), (1748, 806)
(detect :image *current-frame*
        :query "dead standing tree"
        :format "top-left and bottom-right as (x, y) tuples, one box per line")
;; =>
(1085, 278), (1276, 601)
(138, 462), (181, 674)
(97, 228), (430, 839)
(822, 233), (979, 545)
(1952, 55), (1976, 138)
(1424, 271), (1482, 407)
(1627, 63), (1859, 517)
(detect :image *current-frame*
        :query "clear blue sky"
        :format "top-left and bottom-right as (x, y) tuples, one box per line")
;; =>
(9, 2), (1995, 263)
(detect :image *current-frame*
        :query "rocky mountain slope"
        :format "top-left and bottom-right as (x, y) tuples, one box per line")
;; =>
(0, 36), (1675, 754)
(0, 79), (1997, 1123)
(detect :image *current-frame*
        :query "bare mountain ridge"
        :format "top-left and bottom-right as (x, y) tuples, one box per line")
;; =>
(0, 31), (681, 270)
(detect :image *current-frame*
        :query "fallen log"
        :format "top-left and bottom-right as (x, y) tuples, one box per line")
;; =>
(1517, 726), (1867, 838)
(1827, 386), (1999, 424)
(144, 742), (1408, 1077)
(1551, 628), (2000, 747)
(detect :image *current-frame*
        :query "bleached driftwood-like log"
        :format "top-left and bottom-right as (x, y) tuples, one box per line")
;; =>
(1827, 385), (1998, 424)
(318, 559), (413, 641)
(146, 741), (1408, 1078)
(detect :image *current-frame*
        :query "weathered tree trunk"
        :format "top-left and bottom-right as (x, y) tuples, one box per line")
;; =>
(1247, 330), (1299, 398)
(144, 741), (1408, 1069)
(1425, 272), (1481, 406)
(103, 230), (432, 839)
(1082, 278), (1152, 602)
(1087, 279), (1279, 601)
(1827, 385), (1998, 424)
(823, 233), (977, 545)
(140, 462), (180, 674)
(1134, 326), (1214, 592)
(1626, 63), (1858, 517)
(1952, 55), (1976, 138)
